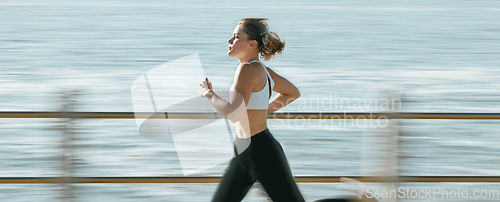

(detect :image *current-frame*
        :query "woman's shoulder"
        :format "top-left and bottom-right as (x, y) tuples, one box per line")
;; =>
(237, 62), (264, 76)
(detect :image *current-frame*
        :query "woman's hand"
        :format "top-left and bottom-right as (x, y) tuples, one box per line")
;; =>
(198, 78), (214, 99)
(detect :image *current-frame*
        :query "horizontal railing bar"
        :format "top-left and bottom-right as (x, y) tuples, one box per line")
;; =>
(1, 112), (500, 119)
(1, 176), (500, 184)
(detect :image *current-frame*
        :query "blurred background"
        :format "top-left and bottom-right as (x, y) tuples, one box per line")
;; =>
(1, 0), (500, 201)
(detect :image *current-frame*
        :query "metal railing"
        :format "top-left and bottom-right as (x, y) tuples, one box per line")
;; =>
(1, 111), (499, 184)
(1, 111), (500, 119)
(1, 176), (500, 184)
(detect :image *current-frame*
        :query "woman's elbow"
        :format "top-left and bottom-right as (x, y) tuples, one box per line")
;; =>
(284, 89), (300, 101)
(225, 103), (246, 123)
(292, 89), (301, 100)
(227, 116), (240, 123)
(223, 109), (240, 123)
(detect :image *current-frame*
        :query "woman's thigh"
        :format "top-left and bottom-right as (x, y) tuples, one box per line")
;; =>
(257, 142), (305, 202)
(211, 154), (256, 202)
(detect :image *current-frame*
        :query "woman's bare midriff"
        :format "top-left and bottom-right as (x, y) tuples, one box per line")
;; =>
(246, 109), (268, 136)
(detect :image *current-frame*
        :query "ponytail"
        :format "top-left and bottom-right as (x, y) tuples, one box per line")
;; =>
(260, 31), (285, 60)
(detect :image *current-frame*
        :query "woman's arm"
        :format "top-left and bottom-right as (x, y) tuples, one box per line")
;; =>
(266, 67), (301, 114)
(198, 63), (258, 122)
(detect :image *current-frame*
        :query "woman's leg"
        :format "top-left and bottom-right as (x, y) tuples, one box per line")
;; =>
(212, 151), (257, 202)
(257, 139), (305, 202)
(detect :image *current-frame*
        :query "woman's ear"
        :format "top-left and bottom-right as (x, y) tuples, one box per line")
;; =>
(250, 40), (257, 47)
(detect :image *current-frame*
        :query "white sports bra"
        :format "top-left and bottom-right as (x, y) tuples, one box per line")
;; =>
(246, 60), (275, 110)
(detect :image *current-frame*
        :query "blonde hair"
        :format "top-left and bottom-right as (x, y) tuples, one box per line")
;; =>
(238, 18), (285, 60)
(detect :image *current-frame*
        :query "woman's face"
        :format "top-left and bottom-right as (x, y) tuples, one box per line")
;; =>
(227, 25), (253, 58)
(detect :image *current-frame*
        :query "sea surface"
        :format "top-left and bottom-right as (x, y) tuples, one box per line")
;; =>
(1, 0), (500, 201)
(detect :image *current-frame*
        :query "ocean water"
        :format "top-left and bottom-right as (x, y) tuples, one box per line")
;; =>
(1, 0), (500, 201)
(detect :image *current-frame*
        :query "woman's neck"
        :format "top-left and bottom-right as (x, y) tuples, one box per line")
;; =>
(238, 53), (260, 63)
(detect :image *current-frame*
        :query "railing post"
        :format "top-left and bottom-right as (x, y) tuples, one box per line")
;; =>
(361, 92), (401, 202)
(58, 91), (77, 202)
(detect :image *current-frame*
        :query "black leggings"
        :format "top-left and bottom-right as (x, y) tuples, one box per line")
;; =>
(212, 128), (305, 202)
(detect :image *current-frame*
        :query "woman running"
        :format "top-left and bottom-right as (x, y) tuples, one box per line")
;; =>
(198, 18), (304, 202)
(198, 18), (378, 202)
